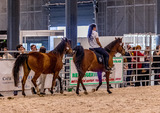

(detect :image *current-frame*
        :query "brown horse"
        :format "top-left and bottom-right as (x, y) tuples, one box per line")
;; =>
(13, 38), (72, 96)
(73, 38), (125, 95)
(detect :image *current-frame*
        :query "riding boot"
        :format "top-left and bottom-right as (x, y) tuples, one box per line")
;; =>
(104, 58), (111, 71)
(105, 61), (111, 71)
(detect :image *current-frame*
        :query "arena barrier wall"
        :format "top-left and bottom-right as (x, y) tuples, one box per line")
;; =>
(0, 60), (53, 91)
(69, 57), (123, 86)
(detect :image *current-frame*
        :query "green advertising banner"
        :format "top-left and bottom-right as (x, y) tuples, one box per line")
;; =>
(69, 57), (123, 86)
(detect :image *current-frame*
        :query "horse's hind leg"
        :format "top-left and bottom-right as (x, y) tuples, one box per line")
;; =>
(76, 75), (82, 95)
(76, 71), (86, 95)
(50, 72), (59, 94)
(31, 72), (41, 95)
(57, 75), (63, 94)
(22, 65), (31, 97)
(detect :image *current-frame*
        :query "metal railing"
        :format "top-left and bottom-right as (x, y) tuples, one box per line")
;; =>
(61, 49), (160, 90)
(122, 49), (160, 87)
(1, 49), (160, 92)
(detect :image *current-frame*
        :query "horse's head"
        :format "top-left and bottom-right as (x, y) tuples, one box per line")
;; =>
(63, 38), (73, 54)
(116, 38), (125, 55)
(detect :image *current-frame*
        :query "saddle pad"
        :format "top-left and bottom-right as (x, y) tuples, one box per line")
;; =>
(89, 48), (104, 64)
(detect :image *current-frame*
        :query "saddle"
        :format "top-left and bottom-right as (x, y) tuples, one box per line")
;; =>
(89, 48), (105, 64)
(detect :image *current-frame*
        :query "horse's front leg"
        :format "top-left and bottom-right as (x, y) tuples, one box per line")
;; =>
(96, 71), (102, 91)
(50, 72), (59, 94)
(106, 71), (112, 94)
(80, 78), (88, 95)
(57, 75), (63, 94)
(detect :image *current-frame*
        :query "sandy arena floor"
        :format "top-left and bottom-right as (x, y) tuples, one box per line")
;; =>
(0, 86), (160, 113)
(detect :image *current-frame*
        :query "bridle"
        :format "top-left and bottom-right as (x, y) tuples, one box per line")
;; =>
(65, 42), (71, 54)
(109, 43), (124, 54)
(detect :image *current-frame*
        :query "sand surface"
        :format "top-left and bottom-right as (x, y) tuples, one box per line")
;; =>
(0, 86), (160, 113)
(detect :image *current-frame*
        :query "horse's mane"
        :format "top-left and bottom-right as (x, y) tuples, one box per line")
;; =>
(104, 38), (121, 53)
(51, 39), (66, 54)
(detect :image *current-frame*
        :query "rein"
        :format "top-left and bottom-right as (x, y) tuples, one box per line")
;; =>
(109, 50), (117, 53)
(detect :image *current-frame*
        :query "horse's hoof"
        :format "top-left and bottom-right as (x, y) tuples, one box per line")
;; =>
(92, 89), (96, 92)
(84, 91), (88, 95)
(50, 90), (53, 94)
(36, 91), (41, 96)
(76, 91), (80, 96)
(7, 97), (14, 100)
(22, 92), (26, 97)
(77, 94), (81, 96)
(39, 94), (44, 97)
(107, 90), (112, 94)
(40, 92), (46, 95)
(63, 94), (67, 96)
(60, 90), (64, 94)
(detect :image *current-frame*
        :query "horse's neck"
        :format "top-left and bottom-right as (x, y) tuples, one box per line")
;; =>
(109, 47), (117, 57)
(58, 51), (65, 60)
(50, 50), (65, 60)
(60, 52), (65, 59)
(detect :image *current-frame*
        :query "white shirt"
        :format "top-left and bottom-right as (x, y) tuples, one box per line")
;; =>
(3, 53), (13, 59)
(88, 30), (100, 48)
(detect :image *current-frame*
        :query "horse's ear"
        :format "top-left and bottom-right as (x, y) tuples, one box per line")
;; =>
(66, 38), (70, 42)
(122, 43), (124, 46)
(115, 37), (117, 40)
(68, 39), (71, 43)
(61, 38), (65, 41)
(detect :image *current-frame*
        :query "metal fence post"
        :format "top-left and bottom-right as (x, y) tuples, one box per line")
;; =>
(149, 34), (152, 86)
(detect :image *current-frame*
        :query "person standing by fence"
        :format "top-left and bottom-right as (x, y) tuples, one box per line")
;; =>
(30, 44), (37, 94)
(141, 46), (151, 86)
(13, 44), (25, 96)
(1, 47), (13, 59)
(153, 45), (160, 85)
(134, 45), (144, 86)
(125, 45), (132, 86)
(37, 46), (48, 95)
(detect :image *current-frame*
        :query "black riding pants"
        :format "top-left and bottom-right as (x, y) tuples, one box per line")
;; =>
(94, 47), (109, 67)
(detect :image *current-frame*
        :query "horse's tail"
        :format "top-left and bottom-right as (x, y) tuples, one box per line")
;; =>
(13, 54), (30, 87)
(73, 46), (84, 74)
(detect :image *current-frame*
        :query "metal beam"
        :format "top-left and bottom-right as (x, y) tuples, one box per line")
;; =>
(65, 0), (77, 48)
(19, 30), (64, 44)
(155, 0), (160, 45)
(44, 0), (92, 7)
(7, 0), (20, 50)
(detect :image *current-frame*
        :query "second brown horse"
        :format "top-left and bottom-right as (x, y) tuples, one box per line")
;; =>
(73, 38), (125, 95)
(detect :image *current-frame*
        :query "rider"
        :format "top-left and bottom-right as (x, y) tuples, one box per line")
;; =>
(87, 23), (111, 71)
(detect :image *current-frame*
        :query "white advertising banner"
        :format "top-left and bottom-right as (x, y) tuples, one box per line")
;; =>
(0, 60), (53, 91)
(69, 57), (123, 86)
